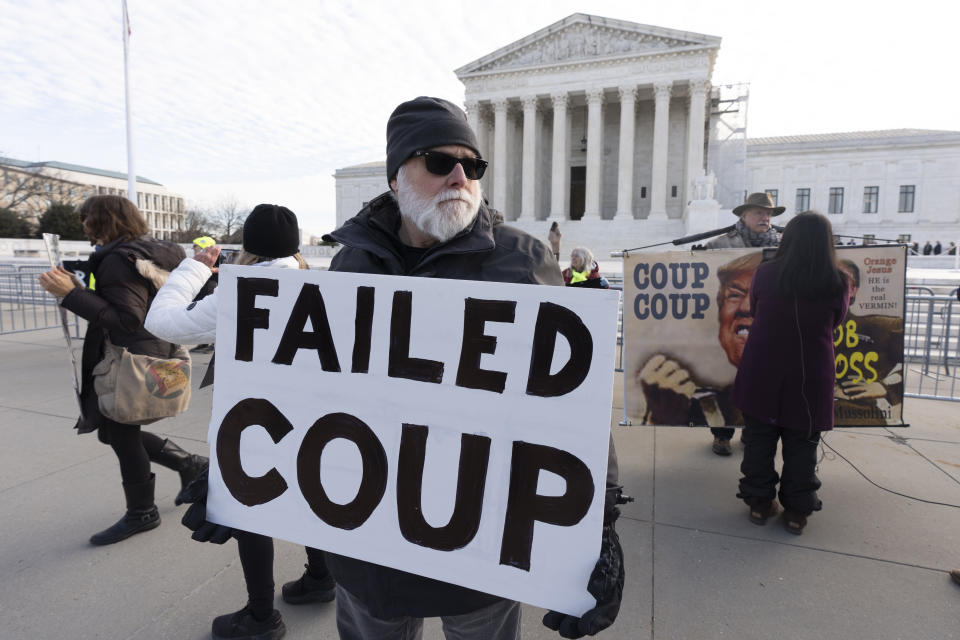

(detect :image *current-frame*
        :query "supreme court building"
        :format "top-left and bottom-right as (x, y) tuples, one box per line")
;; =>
(334, 14), (960, 257)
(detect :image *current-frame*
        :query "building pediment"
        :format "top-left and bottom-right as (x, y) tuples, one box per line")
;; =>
(455, 13), (720, 77)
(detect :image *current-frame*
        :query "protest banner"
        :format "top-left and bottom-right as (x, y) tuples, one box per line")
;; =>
(833, 246), (906, 426)
(206, 266), (621, 616)
(622, 246), (906, 427)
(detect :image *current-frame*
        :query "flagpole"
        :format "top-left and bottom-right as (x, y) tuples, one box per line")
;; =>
(122, 0), (137, 207)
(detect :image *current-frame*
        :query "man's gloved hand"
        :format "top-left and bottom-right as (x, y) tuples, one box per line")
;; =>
(543, 485), (628, 638)
(179, 469), (234, 544)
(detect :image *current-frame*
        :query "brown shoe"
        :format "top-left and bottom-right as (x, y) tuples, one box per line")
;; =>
(712, 437), (732, 456)
(748, 500), (780, 525)
(783, 510), (807, 535)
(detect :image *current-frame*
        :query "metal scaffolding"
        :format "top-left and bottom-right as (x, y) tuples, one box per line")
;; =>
(707, 83), (749, 210)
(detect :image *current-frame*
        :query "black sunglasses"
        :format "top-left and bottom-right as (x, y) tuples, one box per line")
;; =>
(412, 150), (487, 180)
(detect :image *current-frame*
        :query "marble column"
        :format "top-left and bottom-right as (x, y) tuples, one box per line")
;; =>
(615, 85), (637, 220)
(464, 99), (480, 139)
(476, 109), (492, 195)
(550, 92), (569, 220)
(520, 96), (538, 220)
(649, 81), (672, 221)
(685, 79), (709, 205)
(583, 88), (604, 219)
(492, 98), (509, 212)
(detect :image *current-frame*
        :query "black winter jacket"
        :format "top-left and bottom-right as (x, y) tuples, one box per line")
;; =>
(323, 193), (610, 619)
(60, 237), (186, 432)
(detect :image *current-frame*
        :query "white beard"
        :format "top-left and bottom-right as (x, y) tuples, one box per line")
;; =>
(395, 166), (481, 243)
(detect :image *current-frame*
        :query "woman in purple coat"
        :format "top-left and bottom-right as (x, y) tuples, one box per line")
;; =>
(732, 212), (849, 534)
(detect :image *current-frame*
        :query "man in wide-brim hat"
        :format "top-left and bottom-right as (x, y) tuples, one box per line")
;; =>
(702, 192), (784, 456)
(705, 192), (785, 250)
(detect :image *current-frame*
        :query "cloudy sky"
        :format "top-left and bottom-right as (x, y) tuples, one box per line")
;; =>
(0, 0), (955, 235)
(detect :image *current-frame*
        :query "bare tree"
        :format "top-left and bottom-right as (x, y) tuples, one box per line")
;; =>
(0, 163), (85, 219)
(208, 196), (248, 242)
(173, 206), (217, 243)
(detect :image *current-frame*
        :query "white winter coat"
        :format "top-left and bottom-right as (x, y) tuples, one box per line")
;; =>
(145, 255), (301, 345)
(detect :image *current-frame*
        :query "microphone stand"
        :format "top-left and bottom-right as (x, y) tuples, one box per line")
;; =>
(613, 224), (739, 256)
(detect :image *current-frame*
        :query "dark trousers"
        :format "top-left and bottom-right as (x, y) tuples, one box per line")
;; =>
(738, 415), (822, 515)
(235, 530), (329, 618)
(710, 427), (735, 440)
(336, 585), (521, 640)
(97, 417), (164, 485)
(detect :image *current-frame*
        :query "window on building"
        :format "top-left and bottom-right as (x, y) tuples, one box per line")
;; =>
(899, 185), (915, 213)
(98, 186), (107, 195)
(671, 185), (677, 197)
(828, 187), (844, 214)
(640, 186), (647, 199)
(765, 189), (778, 205)
(795, 188), (810, 212)
(863, 186), (879, 213)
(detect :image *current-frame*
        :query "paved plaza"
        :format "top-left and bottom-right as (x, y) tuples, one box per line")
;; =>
(1, 329), (958, 639)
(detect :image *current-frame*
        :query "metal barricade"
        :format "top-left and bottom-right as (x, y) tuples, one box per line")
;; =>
(904, 288), (960, 401)
(0, 266), (82, 337)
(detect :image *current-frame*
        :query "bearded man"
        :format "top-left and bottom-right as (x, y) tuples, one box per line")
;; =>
(323, 96), (625, 640)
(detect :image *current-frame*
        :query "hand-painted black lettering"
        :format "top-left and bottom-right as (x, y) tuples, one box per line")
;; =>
(271, 283), (341, 370)
(396, 424), (491, 551)
(351, 286), (375, 373)
(235, 277), (278, 361)
(499, 441), (594, 571)
(525, 302), (593, 397)
(388, 290), (444, 383)
(297, 412), (387, 530)
(216, 398), (292, 506)
(455, 298), (516, 393)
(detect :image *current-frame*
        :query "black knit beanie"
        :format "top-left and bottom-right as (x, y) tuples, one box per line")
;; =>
(385, 96), (481, 183)
(242, 204), (300, 258)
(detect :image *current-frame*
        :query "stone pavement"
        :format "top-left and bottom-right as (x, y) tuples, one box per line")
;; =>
(0, 329), (958, 640)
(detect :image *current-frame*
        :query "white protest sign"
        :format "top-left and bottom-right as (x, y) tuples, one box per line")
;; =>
(207, 266), (620, 616)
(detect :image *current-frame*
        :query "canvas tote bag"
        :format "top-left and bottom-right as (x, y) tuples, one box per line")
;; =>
(92, 335), (192, 425)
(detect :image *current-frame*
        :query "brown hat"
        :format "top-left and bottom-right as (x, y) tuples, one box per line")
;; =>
(732, 192), (786, 217)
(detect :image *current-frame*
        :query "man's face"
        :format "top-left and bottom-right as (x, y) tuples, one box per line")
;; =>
(839, 264), (859, 303)
(392, 144), (482, 245)
(717, 269), (755, 367)
(740, 207), (772, 234)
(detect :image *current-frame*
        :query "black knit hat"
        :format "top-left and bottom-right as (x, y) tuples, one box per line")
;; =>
(386, 96), (481, 183)
(242, 204), (300, 258)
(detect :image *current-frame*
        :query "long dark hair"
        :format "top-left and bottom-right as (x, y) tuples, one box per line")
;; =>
(78, 195), (149, 245)
(772, 211), (846, 299)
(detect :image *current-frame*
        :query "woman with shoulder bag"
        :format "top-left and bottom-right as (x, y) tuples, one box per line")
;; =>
(732, 211), (849, 535)
(38, 195), (207, 546)
(146, 204), (334, 640)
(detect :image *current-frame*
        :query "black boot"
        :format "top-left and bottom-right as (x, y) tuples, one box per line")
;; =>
(151, 438), (209, 505)
(212, 606), (285, 640)
(281, 564), (336, 604)
(90, 474), (160, 546)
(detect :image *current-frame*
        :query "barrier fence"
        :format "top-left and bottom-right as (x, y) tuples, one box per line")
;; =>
(1, 264), (957, 402)
(0, 264), (81, 337)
